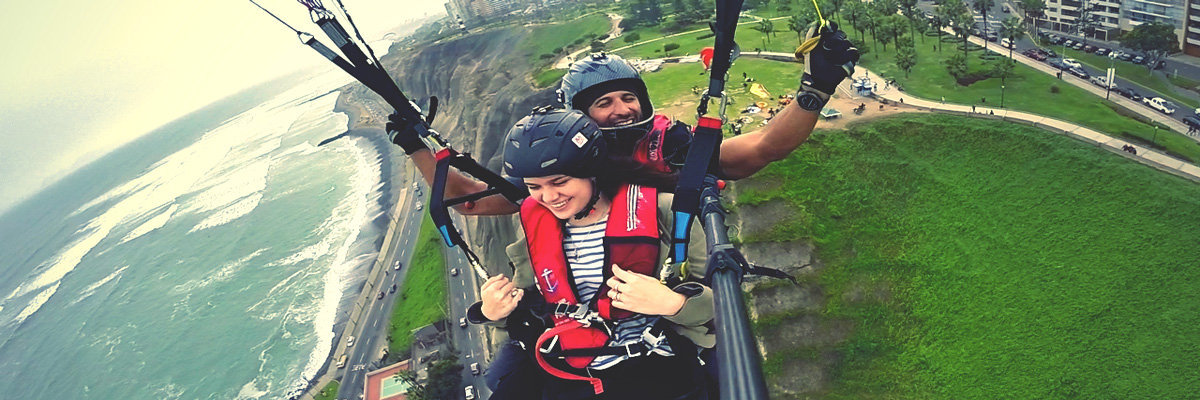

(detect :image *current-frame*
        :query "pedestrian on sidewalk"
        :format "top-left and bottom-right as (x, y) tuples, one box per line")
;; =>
(941, 96), (945, 104)
(972, 104), (976, 112)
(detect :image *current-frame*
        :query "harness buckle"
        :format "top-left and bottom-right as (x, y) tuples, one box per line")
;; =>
(641, 327), (667, 349)
(567, 304), (591, 321)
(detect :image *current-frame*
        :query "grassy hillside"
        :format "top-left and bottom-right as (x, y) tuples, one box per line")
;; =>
(738, 113), (1200, 398)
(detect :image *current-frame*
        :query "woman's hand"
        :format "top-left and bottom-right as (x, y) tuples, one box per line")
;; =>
(480, 275), (524, 321)
(606, 265), (686, 316)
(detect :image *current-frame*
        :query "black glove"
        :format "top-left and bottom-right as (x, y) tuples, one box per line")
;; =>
(799, 21), (860, 99)
(385, 112), (428, 155)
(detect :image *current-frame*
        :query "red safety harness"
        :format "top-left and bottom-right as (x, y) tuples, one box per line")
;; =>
(519, 183), (663, 394)
(631, 115), (674, 174)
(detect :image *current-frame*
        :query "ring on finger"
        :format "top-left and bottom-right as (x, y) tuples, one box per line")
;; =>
(510, 289), (520, 298)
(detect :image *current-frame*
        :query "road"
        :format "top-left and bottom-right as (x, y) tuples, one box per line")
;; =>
(336, 181), (426, 400)
(443, 214), (491, 400)
(912, 0), (1200, 136)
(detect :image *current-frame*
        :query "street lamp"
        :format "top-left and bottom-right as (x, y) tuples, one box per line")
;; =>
(1105, 52), (1117, 100)
(1001, 85), (1006, 108)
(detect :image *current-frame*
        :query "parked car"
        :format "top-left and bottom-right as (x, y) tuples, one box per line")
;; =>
(1043, 49), (1059, 58)
(1095, 48), (1110, 56)
(1000, 38), (1015, 49)
(1144, 97), (1177, 115)
(1063, 39), (1075, 47)
(1062, 58), (1082, 69)
(1090, 76), (1118, 89)
(1151, 59), (1166, 70)
(1116, 52), (1133, 61)
(1072, 42), (1085, 50)
(470, 362), (481, 375)
(465, 385), (476, 400)
(459, 317), (468, 328)
(1183, 116), (1200, 131)
(986, 32), (998, 42)
(1083, 44), (1096, 53)
(1068, 67), (1090, 79)
(1132, 55), (1146, 64)
(347, 335), (356, 347)
(1114, 87), (1142, 101)
(1049, 35), (1064, 45)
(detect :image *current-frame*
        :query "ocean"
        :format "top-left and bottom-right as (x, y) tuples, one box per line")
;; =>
(0, 68), (396, 399)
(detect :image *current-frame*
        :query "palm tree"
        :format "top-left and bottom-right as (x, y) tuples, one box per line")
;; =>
(897, 0), (920, 45)
(999, 16), (1022, 59)
(973, 0), (996, 50)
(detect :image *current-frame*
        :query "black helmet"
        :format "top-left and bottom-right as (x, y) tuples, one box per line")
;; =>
(557, 53), (654, 127)
(503, 107), (607, 179)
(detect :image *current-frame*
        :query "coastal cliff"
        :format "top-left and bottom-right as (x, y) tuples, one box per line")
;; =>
(343, 25), (559, 279)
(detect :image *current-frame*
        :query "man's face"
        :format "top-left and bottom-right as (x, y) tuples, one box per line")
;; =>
(586, 91), (642, 128)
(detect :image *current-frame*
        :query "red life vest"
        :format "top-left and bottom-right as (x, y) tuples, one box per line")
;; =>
(631, 115), (674, 173)
(519, 183), (660, 393)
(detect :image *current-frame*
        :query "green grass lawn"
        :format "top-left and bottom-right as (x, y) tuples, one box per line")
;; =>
(313, 381), (339, 400)
(738, 113), (1200, 398)
(518, 13), (611, 65)
(640, 57), (802, 123)
(850, 28), (1200, 163)
(387, 212), (448, 357)
(615, 16), (803, 59)
(1046, 42), (1200, 109)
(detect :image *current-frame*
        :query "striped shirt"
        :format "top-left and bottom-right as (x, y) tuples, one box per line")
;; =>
(564, 219), (674, 370)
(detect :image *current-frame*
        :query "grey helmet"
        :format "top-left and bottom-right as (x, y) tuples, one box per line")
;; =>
(503, 107), (607, 179)
(557, 53), (655, 128)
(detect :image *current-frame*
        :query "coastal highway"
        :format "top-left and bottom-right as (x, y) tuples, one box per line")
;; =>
(335, 183), (425, 400)
(443, 214), (492, 399)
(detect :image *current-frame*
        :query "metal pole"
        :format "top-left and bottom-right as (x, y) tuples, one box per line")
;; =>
(698, 177), (768, 400)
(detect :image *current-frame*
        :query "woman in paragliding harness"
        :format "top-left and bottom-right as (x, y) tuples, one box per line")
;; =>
(464, 107), (714, 400)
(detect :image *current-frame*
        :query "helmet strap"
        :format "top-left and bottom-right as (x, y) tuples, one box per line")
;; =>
(573, 179), (602, 220)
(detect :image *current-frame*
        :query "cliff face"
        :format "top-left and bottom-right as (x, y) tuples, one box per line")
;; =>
(381, 27), (558, 276)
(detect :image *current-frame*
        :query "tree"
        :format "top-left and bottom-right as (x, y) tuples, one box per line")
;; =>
(845, 0), (870, 44)
(992, 57), (1015, 107)
(896, 42), (918, 78)
(896, 0), (920, 44)
(788, 13), (816, 42)
(672, 0), (686, 14)
(1120, 21), (1180, 72)
(928, 15), (947, 53)
(664, 42), (681, 56)
(945, 51), (969, 80)
(753, 18), (775, 46)
(938, 0), (969, 56)
(972, 0), (995, 50)
(999, 16), (1022, 58)
(1017, 0), (1046, 36)
(1075, 0), (1098, 43)
(393, 370), (426, 400)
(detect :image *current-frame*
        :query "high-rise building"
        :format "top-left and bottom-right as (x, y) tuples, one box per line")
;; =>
(1041, 0), (1198, 55)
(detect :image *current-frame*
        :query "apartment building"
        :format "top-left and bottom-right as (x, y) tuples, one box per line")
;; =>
(1040, 0), (1200, 55)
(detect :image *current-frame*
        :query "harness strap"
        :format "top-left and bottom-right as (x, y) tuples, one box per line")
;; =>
(534, 320), (606, 395)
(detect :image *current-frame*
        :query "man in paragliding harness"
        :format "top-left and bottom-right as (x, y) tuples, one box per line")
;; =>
(386, 22), (860, 217)
(468, 107), (716, 399)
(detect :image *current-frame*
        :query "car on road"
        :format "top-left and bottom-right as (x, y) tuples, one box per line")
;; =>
(412, 182), (419, 189)
(1062, 58), (1082, 69)
(465, 385), (476, 400)
(1183, 116), (1200, 131)
(470, 362), (481, 375)
(394, 261), (402, 270)
(1000, 38), (1014, 49)
(1068, 67), (1089, 79)
(415, 203), (423, 211)
(1132, 55), (1145, 64)
(1089, 76), (1117, 89)
(1095, 48), (1110, 56)
(347, 335), (356, 347)
(390, 283), (397, 293)
(336, 354), (348, 369)
(377, 291), (385, 300)
(1114, 87), (1142, 101)
(450, 268), (459, 276)
(459, 317), (468, 328)
(1072, 42), (1085, 50)
(1144, 97), (1177, 115)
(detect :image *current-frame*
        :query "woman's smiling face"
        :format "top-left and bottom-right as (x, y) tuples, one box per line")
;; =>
(523, 174), (594, 219)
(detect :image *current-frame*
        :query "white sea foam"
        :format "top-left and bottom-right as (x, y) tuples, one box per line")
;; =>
(183, 160), (271, 215)
(235, 379), (269, 400)
(296, 135), (382, 383)
(13, 282), (60, 325)
(188, 192), (264, 233)
(119, 205), (178, 244)
(171, 249), (267, 294)
(71, 265), (128, 305)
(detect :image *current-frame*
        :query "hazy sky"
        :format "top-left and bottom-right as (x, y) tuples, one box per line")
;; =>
(0, 0), (445, 213)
